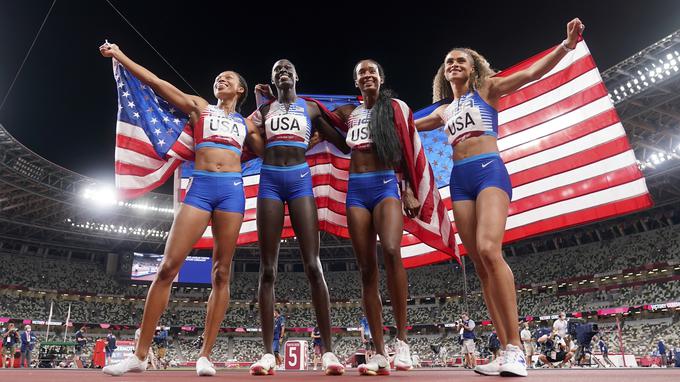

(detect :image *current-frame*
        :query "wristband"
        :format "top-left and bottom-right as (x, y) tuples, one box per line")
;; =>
(560, 40), (575, 52)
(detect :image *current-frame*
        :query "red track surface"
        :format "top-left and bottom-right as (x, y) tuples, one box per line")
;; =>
(0, 368), (677, 381)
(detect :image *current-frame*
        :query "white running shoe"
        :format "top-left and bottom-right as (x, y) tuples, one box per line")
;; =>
(393, 339), (413, 371)
(499, 345), (528, 377)
(322, 352), (345, 375)
(474, 354), (503, 376)
(196, 356), (216, 377)
(249, 353), (276, 376)
(358, 354), (390, 376)
(102, 354), (148, 376)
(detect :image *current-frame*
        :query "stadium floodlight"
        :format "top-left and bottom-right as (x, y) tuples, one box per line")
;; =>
(602, 29), (680, 105)
(82, 186), (117, 206)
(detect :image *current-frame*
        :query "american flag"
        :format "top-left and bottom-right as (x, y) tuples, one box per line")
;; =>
(174, 39), (653, 267)
(414, 39), (653, 261)
(112, 59), (194, 200)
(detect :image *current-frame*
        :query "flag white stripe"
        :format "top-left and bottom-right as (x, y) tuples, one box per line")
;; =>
(511, 150), (637, 201)
(404, 178), (646, 258)
(497, 96), (613, 151)
(507, 178), (648, 230)
(116, 121), (154, 144)
(499, 68), (602, 124)
(116, 147), (166, 169)
(504, 122), (625, 174)
(117, 158), (179, 188)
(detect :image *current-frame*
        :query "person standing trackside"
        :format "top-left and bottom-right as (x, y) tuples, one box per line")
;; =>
(2, 323), (20, 368)
(311, 326), (322, 371)
(273, 309), (286, 368)
(459, 313), (477, 369)
(520, 323), (534, 368)
(20, 325), (36, 368)
(105, 331), (117, 366)
(74, 326), (88, 367)
(658, 339), (667, 367)
(360, 315), (374, 359)
(553, 313), (568, 339)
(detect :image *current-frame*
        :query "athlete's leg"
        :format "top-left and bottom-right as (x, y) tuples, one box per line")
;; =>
(452, 199), (508, 346)
(199, 210), (244, 358)
(348, 206), (385, 356)
(289, 196), (333, 353)
(372, 198), (408, 341)
(256, 198), (285, 354)
(135, 204), (211, 359)
(475, 187), (520, 347)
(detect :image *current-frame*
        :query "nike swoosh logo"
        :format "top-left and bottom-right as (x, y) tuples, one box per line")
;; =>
(481, 160), (494, 168)
(383, 178), (394, 184)
(233, 181), (242, 186)
(300, 172), (309, 178)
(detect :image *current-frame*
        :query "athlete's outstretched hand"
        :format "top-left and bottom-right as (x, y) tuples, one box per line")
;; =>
(565, 18), (585, 49)
(99, 41), (120, 58)
(403, 187), (420, 219)
(255, 84), (274, 107)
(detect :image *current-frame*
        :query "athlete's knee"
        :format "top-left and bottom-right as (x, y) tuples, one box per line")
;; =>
(156, 259), (182, 284)
(259, 265), (277, 286)
(476, 239), (504, 268)
(476, 237), (502, 258)
(212, 263), (232, 288)
(303, 261), (324, 285)
(380, 242), (402, 263)
(359, 265), (378, 286)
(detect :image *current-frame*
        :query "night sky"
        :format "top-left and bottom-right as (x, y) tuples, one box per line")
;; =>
(1, 0), (679, 194)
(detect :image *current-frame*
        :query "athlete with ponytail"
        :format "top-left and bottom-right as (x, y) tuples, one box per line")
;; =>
(334, 59), (419, 376)
(415, 18), (584, 377)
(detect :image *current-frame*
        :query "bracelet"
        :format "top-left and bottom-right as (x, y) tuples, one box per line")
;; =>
(560, 40), (575, 52)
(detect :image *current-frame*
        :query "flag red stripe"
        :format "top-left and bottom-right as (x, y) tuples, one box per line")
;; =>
(500, 109), (620, 164)
(498, 55), (596, 111)
(402, 192), (653, 267)
(510, 136), (630, 187)
(116, 134), (160, 159)
(118, 160), (182, 200)
(402, 251), (456, 269)
(502, 194), (653, 244)
(499, 83), (609, 138)
(115, 161), (157, 177)
(169, 140), (194, 161)
(508, 164), (643, 216)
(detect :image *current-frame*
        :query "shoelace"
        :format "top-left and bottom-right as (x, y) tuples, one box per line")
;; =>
(503, 348), (522, 364)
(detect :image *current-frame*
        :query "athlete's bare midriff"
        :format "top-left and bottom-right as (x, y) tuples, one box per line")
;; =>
(451, 134), (499, 161)
(194, 147), (242, 172)
(349, 149), (393, 174)
(263, 145), (307, 167)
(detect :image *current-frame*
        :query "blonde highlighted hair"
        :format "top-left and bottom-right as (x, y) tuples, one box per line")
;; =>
(432, 48), (496, 103)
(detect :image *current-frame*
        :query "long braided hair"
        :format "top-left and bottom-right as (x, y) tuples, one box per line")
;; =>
(432, 48), (495, 103)
(353, 59), (402, 167)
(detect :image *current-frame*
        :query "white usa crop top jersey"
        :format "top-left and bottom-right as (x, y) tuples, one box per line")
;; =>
(345, 105), (373, 151)
(442, 90), (498, 146)
(194, 105), (248, 155)
(260, 98), (313, 149)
